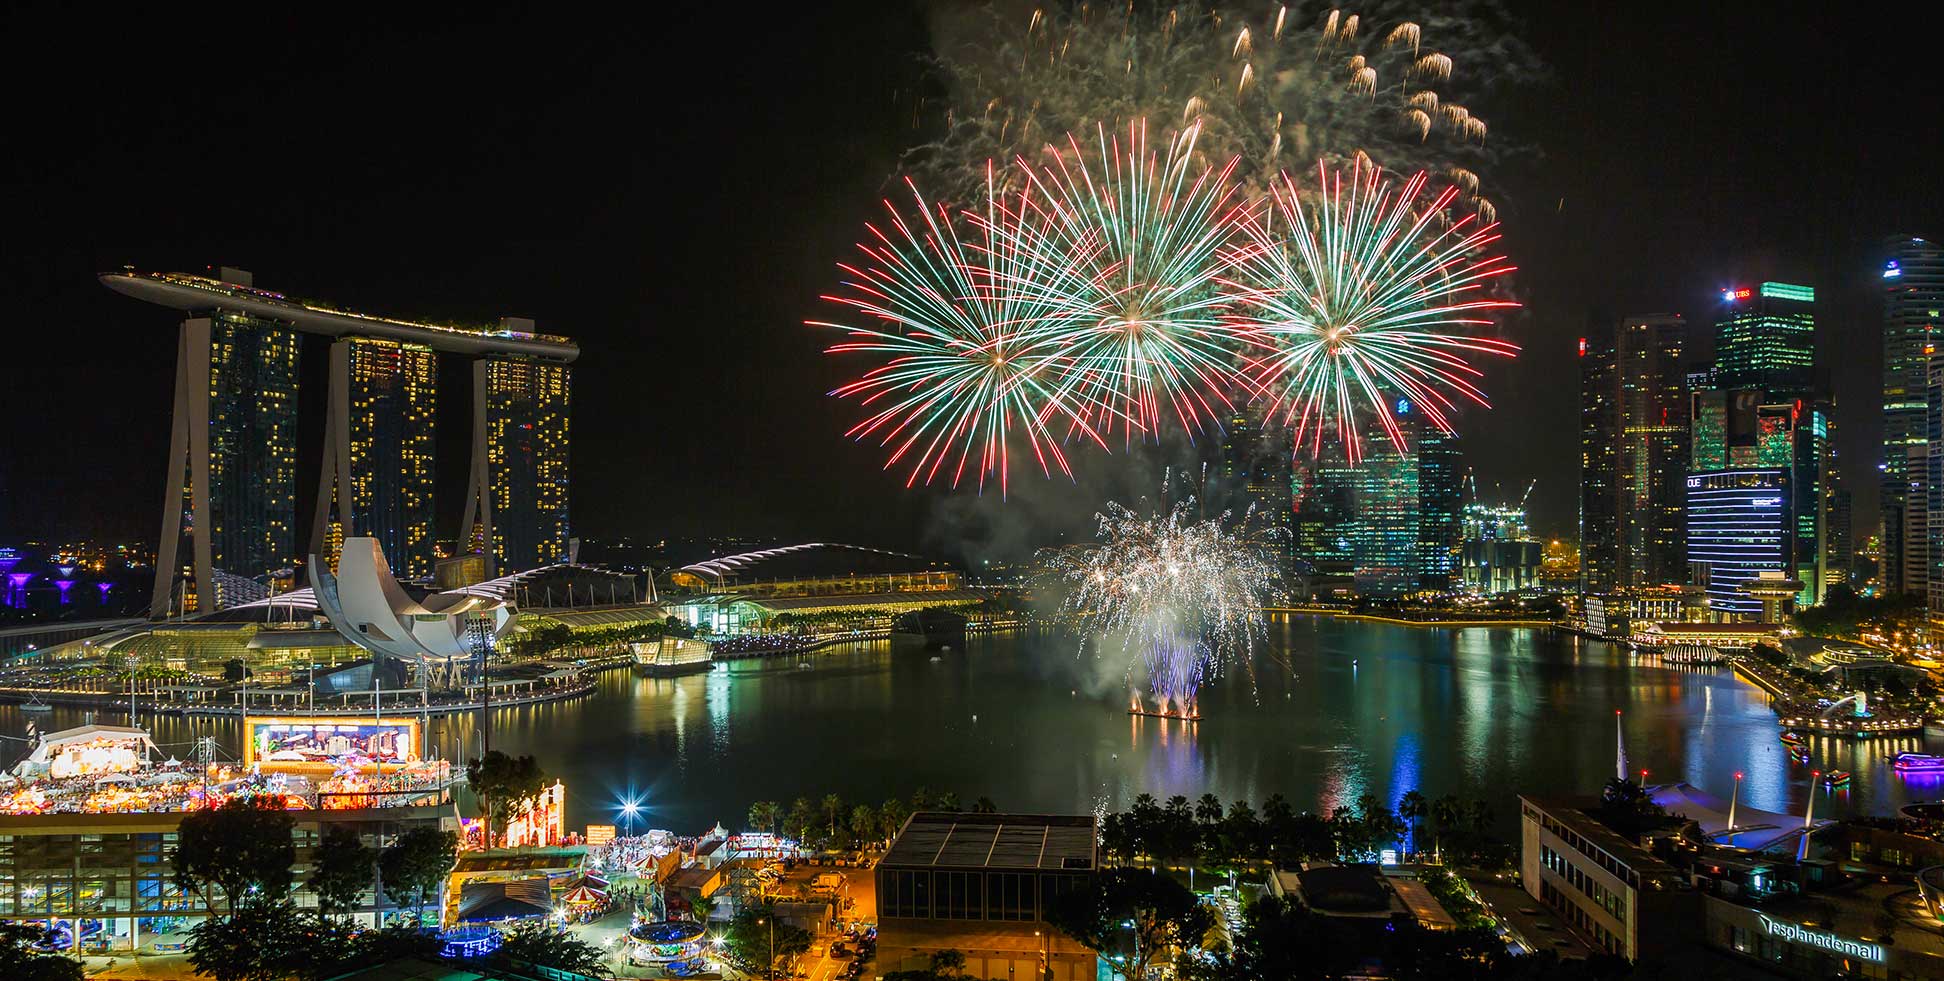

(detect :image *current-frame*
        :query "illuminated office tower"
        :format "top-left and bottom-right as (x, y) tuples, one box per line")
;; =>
(315, 338), (438, 579)
(151, 307), (301, 613)
(1686, 469), (1790, 619)
(1714, 282), (1815, 397)
(462, 356), (572, 575)
(1416, 430), (1463, 591)
(1291, 403), (1454, 597)
(1219, 405), (1295, 576)
(1579, 315), (1689, 593)
(1882, 236), (1944, 596)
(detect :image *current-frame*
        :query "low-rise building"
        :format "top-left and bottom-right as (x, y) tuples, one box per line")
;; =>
(1519, 795), (1699, 960)
(875, 812), (1096, 981)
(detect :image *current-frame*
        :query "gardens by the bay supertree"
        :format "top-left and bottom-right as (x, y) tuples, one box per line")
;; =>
(1051, 497), (1277, 719)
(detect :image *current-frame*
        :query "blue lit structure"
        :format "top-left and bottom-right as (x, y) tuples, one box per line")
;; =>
(1686, 469), (1789, 618)
(439, 925), (503, 958)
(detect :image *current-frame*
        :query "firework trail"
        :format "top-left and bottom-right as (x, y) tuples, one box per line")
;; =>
(1052, 498), (1276, 717)
(1224, 156), (1520, 460)
(911, 2), (1530, 215)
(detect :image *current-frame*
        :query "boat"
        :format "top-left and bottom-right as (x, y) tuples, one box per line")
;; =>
(1788, 745), (1811, 765)
(1823, 770), (1851, 787)
(19, 694), (52, 713)
(1779, 730), (1805, 746)
(1893, 753), (1944, 772)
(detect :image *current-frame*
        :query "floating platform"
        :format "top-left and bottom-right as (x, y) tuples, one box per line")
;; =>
(1128, 708), (1200, 722)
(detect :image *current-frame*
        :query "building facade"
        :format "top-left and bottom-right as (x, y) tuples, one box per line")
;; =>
(1519, 796), (1695, 962)
(1461, 502), (1543, 594)
(1218, 405), (1295, 581)
(876, 812), (1096, 981)
(1580, 316), (1689, 593)
(153, 307), (302, 614)
(1714, 282), (1816, 397)
(1882, 237), (1944, 597)
(1686, 469), (1790, 619)
(474, 357), (573, 574)
(319, 338), (439, 579)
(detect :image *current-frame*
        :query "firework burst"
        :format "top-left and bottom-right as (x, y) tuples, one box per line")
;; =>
(1225, 157), (1519, 460)
(812, 171), (1113, 494)
(1005, 121), (1257, 441)
(911, 2), (1531, 215)
(1053, 499), (1276, 718)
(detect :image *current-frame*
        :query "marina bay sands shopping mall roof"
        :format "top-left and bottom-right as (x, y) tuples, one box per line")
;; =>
(672, 543), (961, 594)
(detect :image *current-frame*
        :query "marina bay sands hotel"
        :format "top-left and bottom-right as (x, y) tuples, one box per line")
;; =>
(102, 269), (578, 616)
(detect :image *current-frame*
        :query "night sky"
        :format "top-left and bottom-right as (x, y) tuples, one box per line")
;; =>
(5, 3), (1941, 562)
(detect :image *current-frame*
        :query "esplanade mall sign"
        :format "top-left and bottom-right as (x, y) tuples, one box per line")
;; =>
(1757, 913), (1885, 963)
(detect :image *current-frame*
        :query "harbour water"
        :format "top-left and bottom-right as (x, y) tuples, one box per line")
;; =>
(3, 618), (1935, 833)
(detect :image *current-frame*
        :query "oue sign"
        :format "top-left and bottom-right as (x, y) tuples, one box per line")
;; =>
(1757, 914), (1885, 963)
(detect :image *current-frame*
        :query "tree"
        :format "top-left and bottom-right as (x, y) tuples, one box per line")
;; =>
(971, 796), (998, 814)
(465, 751), (548, 846)
(851, 803), (879, 846)
(1399, 791), (1428, 858)
(1045, 868), (1211, 981)
(173, 796), (297, 916)
(185, 898), (352, 981)
(725, 904), (812, 973)
(0, 923), (82, 981)
(308, 826), (375, 918)
(494, 922), (606, 974)
(823, 793), (845, 845)
(880, 797), (911, 842)
(936, 791), (962, 812)
(1598, 779), (1669, 838)
(1192, 894), (1347, 981)
(787, 797), (817, 842)
(380, 826), (458, 925)
(749, 800), (782, 834)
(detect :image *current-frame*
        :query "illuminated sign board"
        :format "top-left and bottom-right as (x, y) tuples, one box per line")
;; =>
(1723, 287), (1752, 301)
(1884, 261), (1902, 279)
(1757, 914), (1884, 963)
(1750, 497), (1782, 508)
(586, 824), (617, 847)
(246, 717), (423, 770)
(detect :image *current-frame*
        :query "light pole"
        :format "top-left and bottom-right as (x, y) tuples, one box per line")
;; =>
(620, 800), (641, 838)
(758, 915), (775, 979)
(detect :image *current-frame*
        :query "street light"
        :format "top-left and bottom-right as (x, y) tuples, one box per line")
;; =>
(620, 799), (642, 838)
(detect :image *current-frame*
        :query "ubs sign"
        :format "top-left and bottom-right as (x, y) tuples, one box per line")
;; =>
(1757, 913), (1885, 963)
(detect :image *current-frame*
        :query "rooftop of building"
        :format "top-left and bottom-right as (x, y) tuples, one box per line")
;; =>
(882, 812), (1096, 872)
(1521, 795), (1685, 886)
(675, 543), (959, 590)
(101, 270), (578, 361)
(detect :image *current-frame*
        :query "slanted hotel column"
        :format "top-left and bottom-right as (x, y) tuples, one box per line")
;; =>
(151, 318), (213, 617)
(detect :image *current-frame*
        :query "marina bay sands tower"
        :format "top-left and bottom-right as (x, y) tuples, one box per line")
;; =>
(103, 269), (579, 615)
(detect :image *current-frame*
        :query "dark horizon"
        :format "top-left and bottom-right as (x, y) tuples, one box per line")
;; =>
(5, 3), (1941, 563)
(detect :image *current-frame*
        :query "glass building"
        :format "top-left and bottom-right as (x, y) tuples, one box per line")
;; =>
(325, 338), (438, 579)
(1218, 405), (1295, 582)
(481, 358), (573, 572)
(1290, 404), (1456, 597)
(1882, 237), (1944, 597)
(1686, 469), (1789, 618)
(1714, 282), (1815, 397)
(1579, 315), (1689, 593)
(1417, 430), (1463, 590)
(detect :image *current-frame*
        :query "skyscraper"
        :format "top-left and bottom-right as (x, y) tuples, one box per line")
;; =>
(1882, 236), (1944, 597)
(316, 338), (439, 579)
(1218, 405), (1295, 580)
(1288, 403), (1458, 597)
(1579, 315), (1689, 593)
(1686, 469), (1790, 618)
(152, 305), (301, 613)
(1416, 430), (1463, 590)
(1713, 282), (1816, 397)
(104, 270), (579, 613)
(1579, 329), (1620, 592)
(465, 356), (573, 574)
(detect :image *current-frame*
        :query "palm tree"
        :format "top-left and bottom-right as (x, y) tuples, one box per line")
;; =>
(1399, 792), (1427, 859)
(879, 798), (910, 843)
(749, 800), (782, 834)
(822, 794), (844, 846)
(971, 796), (998, 814)
(1430, 795), (1461, 864)
(850, 804), (878, 847)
